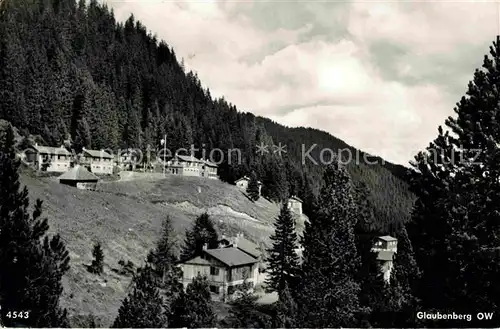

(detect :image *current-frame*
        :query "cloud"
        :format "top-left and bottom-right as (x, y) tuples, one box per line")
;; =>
(107, 0), (499, 166)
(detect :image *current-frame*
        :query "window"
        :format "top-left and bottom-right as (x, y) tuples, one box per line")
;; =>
(209, 285), (218, 294)
(210, 266), (219, 276)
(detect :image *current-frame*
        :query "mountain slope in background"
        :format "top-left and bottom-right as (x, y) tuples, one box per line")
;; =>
(0, 0), (415, 232)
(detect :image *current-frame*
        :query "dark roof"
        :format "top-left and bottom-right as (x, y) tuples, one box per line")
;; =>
(58, 165), (99, 182)
(205, 247), (258, 267)
(176, 154), (203, 163)
(235, 176), (263, 185)
(289, 195), (303, 203)
(202, 159), (218, 167)
(82, 148), (113, 159)
(377, 250), (394, 261)
(32, 144), (71, 155)
(183, 256), (212, 266)
(378, 235), (397, 242)
(233, 236), (261, 259)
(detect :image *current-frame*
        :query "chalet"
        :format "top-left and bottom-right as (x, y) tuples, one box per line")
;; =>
(165, 154), (203, 176)
(58, 165), (99, 190)
(116, 148), (141, 171)
(201, 158), (219, 179)
(287, 195), (303, 215)
(79, 148), (114, 175)
(235, 176), (263, 195)
(371, 235), (398, 283)
(25, 143), (71, 173)
(179, 245), (259, 301)
(164, 154), (218, 179)
(218, 233), (266, 284)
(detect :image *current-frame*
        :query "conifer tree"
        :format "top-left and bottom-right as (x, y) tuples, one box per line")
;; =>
(297, 163), (362, 327)
(0, 149), (70, 327)
(147, 217), (183, 315)
(357, 250), (384, 327)
(265, 202), (300, 294)
(0, 120), (15, 156)
(273, 283), (297, 328)
(88, 241), (104, 275)
(112, 265), (167, 328)
(169, 275), (216, 328)
(224, 282), (271, 328)
(409, 37), (500, 326)
(180, 212), (219, 261)
(246, 170), (260, 201)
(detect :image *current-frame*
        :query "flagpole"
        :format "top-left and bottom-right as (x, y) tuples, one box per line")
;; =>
(162, 134), (166, 177)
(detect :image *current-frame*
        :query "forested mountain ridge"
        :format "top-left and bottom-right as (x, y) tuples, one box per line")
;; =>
(0, 0), (414, 232)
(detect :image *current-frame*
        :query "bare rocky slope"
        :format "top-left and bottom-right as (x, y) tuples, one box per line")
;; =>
(20, 172), (304, 326)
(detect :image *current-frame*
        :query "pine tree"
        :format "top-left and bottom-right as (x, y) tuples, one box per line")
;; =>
(0, 151), (70, 327)
(0, 120), (15, 156)
(297, 164), (362, 327)
(180, 212), (219, 261)
(357, 250), (385, 327)
(169, 275), (216, 328)
(246, 170), (260, 201)
(273, 283), (297, 328)
(88, 242), (104, 275)
(112, 265), (167, 328)
(147, 217), (183, 315)
(409, 37), (500, 326)
(224, 282), (271, 328)
(265, 202), (300, 294)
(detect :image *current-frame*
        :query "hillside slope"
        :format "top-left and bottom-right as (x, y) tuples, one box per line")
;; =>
(21, 173), (287, 326)
(0, 0), (415, 232)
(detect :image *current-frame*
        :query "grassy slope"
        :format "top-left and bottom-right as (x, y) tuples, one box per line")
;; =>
(20, 173), (287, 326)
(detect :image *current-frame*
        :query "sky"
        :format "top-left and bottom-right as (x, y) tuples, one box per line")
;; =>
(106, 0), (499, 166)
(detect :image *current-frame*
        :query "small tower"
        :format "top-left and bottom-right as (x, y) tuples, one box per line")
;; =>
(371, 235), (398, 283)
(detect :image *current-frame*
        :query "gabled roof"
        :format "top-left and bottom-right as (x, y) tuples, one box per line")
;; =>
(175, 154), (204, 163)
(32, 144), (71, 156)
(183, 256), (212, 266)
(377, 250), (394, 261)
(235, 176), (263, 185)
(205, 247), (258, 267)
(232, 236), (261, 259)
(82, 148), (113, 159)
(202, 158), (218, 167)
(378, 235), (397, 242)
(58, 165), (99, 181)
(289, 195), (303, 203)
(235, 176), (249, 183)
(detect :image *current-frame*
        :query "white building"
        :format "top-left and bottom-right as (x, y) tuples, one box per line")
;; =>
(25, 144), (71, 173)
(80, 148), (114, 175)
(165, 154), (219, 179)
(235, 176), (263, 195)
(371, 235), (398, 283)
(287, 195), (303, 215)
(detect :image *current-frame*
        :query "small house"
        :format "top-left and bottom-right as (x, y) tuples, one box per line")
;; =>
(371, 235), (398, 283)
(79, 148), (114, 175)
(201, 158), (219, 179)
(372, 235), (398, 253)
(218, 233), (266, 284)
(179, 245), (259, 301)
(287, 195), (303, 215)
(235, 176), (263, 195)
(58, 165), (99, 190)
(25, 144), (71, 173)
(117, 148), (141, 171)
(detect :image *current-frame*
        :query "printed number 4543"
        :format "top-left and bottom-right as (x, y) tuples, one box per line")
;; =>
(6, 311), (30, 319)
